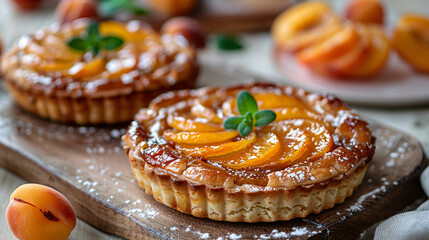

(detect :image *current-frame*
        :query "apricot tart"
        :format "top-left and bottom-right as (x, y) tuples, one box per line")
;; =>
(123, 83), (375, 222)
(1, 20), (198, 124)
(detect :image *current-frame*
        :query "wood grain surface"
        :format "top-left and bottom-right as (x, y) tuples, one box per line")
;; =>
(0, 68), (426, 239)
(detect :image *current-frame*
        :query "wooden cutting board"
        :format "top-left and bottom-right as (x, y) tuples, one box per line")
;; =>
(0, 69), (427, 239)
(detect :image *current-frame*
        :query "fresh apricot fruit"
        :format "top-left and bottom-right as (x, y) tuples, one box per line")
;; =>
(345, 0), (384, 25)
(147, 0), (196, 16)
(13, 0), (43, 11)
(56, 0), (99, 24)
(6, 184), (76, 240)
(161, 17), (206, 48)
(272, 1), (342, 52)
(393, 14), (429, 72)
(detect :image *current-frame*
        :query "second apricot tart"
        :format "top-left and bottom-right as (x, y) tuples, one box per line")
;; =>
(1, 20), (198, 124)
(123, 83), (375, 222)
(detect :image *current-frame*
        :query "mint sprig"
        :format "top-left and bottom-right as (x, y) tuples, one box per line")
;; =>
(223, 91), (276, 137)
(67, 21), (124, 56)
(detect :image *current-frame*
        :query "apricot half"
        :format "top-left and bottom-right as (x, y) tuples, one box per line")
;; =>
(6, 184), (76, 240)
(393, 14), (429, 72)
(272, 1), (342, 53)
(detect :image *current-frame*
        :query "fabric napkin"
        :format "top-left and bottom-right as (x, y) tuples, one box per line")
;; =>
(362, 167), (429, 239)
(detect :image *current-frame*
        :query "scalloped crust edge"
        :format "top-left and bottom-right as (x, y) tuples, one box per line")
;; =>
(5, 79), (196, 125)
(130, 159), (368, 223)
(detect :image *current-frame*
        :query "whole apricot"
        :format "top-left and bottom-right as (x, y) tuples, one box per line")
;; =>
(345, 0), (384, 25)
(12, 0), (43, 11)
(147, 0), (196, 16)
(56, 0), (98, 24)
(6, 183), (76, 240)
(161, 17), (206, 48)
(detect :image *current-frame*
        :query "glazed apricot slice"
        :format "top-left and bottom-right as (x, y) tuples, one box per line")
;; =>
(393, 14), (429, 72)
(191, 99), (224, 124)
(209, 132), (281, 169)
(164, 130), (239, 144)
(297, 24), (361, 65)
(167, 115), (223, 132)
(176, 132), (256, 157)
(272, 1), (341, 52)
(274, 108), (317, 121)
(69, 57), (105, 78)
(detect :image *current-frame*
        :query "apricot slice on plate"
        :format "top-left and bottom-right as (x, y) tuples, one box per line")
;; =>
(176, 132), (256, 157)
(297, 24), (361, 65)
(164, 129), (239, 144)
(348, 25), (390, 77)
(272, 1), (341, 52)
(209, 132), (281, 169)
(315, 24), (372, 77)
(167, 115), (223, 132)
(345, 0), (384, 25)
(393, 14), (429, 72)
(6, 184), (76, 240)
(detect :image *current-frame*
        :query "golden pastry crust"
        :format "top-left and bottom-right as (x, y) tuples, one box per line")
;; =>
(1, 19), (198, 124)
(123, 82), (375, 222)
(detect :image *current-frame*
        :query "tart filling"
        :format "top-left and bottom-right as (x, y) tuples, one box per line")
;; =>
(2, 20), (198, 124)
(123, 83), (375, 222)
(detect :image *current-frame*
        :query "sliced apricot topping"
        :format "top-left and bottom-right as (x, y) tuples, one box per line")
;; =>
(208, 132), (281, 169)
(68, 57), (105, 78)
(164, 130), (238, 144)
(176, 132), (256, 157)
(37, 60), (75, 72)
(191, 99), (223, 124)
(274, 108), (317, 121)
(167, 115), (223, 132)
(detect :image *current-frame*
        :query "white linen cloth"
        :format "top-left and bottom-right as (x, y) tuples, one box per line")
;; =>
(363, 167), (429, 240)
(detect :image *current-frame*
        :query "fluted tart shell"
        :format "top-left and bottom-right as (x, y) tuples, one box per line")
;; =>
(122, 82), (375, 222)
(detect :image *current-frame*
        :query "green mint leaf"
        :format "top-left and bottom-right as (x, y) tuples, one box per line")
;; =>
(223, 116), (244, 130)
(100, 36), (124, 50)
(87, 21), (100, 40)
(216, 34), (243, 51)
(254, 110), (276, 127)
(238, 120), (253, 137)
(67, 37), (88, 52)
(237, 91), (258, 115)
(125, 2), (149, 15)
(243, 111), (253, 124)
